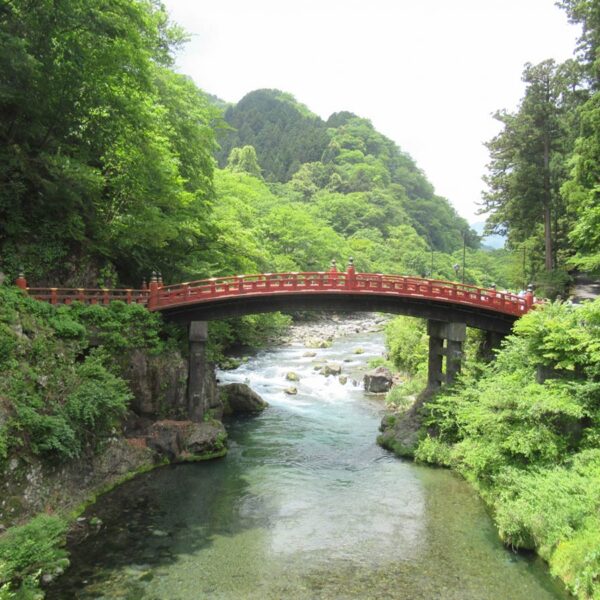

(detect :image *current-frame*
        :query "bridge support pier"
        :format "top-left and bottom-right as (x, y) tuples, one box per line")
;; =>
(188, 321), (209, 421)
(481, 330), (505, 362)
(427, 321), (466, 390)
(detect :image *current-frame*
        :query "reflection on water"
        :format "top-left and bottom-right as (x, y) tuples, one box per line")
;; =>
(47, 328), (567, 599)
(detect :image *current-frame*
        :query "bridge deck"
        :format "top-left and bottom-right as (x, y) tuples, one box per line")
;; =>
(21, 271), (533, 318)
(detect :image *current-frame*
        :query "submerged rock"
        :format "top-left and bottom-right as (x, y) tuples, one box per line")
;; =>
(220, 383), (269, 415)
(284, 386), (298, 395)
(363, 367), (393, 393)
(339, 375), (348, 385)
(286, 371), (300, 381)
(302, 351), (317, 357)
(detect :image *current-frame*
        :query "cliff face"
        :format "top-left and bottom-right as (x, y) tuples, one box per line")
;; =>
(0, 347), (225, 528)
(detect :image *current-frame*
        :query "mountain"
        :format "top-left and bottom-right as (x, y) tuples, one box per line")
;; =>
(217, 89), (476, 254)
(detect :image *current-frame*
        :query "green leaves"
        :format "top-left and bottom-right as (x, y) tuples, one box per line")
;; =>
(416, 298), (600, 596)
(0, 0), (218, 284)
(0, 288), (164, 461)
(0, 514), (68, 590)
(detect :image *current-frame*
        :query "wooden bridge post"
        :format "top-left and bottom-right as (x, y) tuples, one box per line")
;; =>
(188, 321), (209, 421)
(426, 321), (467, 389)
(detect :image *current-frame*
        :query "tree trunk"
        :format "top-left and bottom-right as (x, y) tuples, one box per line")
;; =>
(543, 133), (553, 271)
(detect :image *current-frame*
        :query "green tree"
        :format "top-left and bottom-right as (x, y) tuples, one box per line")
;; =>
(0, 0), (219, 285)
(226, 145), (263, 179)
(483, 60), (573, 271)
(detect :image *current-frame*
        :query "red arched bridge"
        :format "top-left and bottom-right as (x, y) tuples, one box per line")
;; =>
(14, 261), (539, 419)
(15, 264), (535, 334)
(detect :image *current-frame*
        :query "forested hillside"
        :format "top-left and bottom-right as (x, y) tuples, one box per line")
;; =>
(0, 0), (524, 359)
(218, 89), (475, 255)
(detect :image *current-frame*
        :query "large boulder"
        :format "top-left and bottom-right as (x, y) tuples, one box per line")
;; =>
(145, 420), (228, 460)
(183, 421), (227, 456)
(145, 420), (187, 460)
(322, 363), (342, 377)
(377, 388), (434, 458)
(220, 383), (268, 415)
(363, 367), (393, 393)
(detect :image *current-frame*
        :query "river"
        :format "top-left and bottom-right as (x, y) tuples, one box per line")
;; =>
(47, 325), (568, 599)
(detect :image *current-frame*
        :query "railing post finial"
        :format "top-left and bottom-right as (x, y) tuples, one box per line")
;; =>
(141, 278), (147, 290)
(329, 259), (337, 273)
(525, 283), (534, 309)
(15, 268), (27, 291)
(149, 272), (160, 309)
(346, 257), (356, 289)
(157, 272), (163, 287)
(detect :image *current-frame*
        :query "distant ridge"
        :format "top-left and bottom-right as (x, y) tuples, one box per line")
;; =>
(471, 221), (505, 249)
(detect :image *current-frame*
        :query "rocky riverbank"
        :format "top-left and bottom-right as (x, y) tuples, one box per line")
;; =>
(281, 312), (389, 346)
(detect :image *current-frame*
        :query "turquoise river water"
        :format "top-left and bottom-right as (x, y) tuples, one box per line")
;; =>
(47, 327), (568, 599)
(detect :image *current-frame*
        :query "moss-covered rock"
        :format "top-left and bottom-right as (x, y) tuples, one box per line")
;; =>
(220, 383), (268, 415)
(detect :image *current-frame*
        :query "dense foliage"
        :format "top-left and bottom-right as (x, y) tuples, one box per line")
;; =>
(0, 0), (220, 285)
(0, 286), (173, 463)
(218, 89), (476, 255)
(414, 300), (600, 598)
(0, 515), (68, 598)
(483, 0), (600, 282)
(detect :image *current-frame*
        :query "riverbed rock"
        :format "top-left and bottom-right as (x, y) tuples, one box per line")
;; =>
(286, 371), (300, 381)
(220, 357), (242, 370)
(363, 367), (393, 393)
(302, 351), (317, 357)
(305, 337), (332, 349)
(145, 420), (227, 460)
(284, 386), (298, 395)
(220, 383), (268, 415)
(377, 389), (433, 458)
(339, 375), (348, 385)
(322, 363), (342, 377)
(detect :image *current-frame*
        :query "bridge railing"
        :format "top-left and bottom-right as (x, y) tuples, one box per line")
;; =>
(157, 271), (350, 306)
(155, 271), (530, 316)
(15, 271), (534, 317)
(352, 274), (528, 315)
(26, 287), (148, 306)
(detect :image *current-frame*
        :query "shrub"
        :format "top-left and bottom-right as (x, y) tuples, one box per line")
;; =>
(385, 316), (427, 376)
(0, 515), (68, 591)
(414, 300), (600, 597)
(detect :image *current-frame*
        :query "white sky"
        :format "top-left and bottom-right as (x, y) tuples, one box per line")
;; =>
(162, 0), (580, 223)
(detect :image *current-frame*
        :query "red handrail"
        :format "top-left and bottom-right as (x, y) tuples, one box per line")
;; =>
(17, 272), (536, 317)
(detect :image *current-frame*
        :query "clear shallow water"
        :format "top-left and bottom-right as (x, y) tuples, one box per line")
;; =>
(47, 329), (568, 599)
